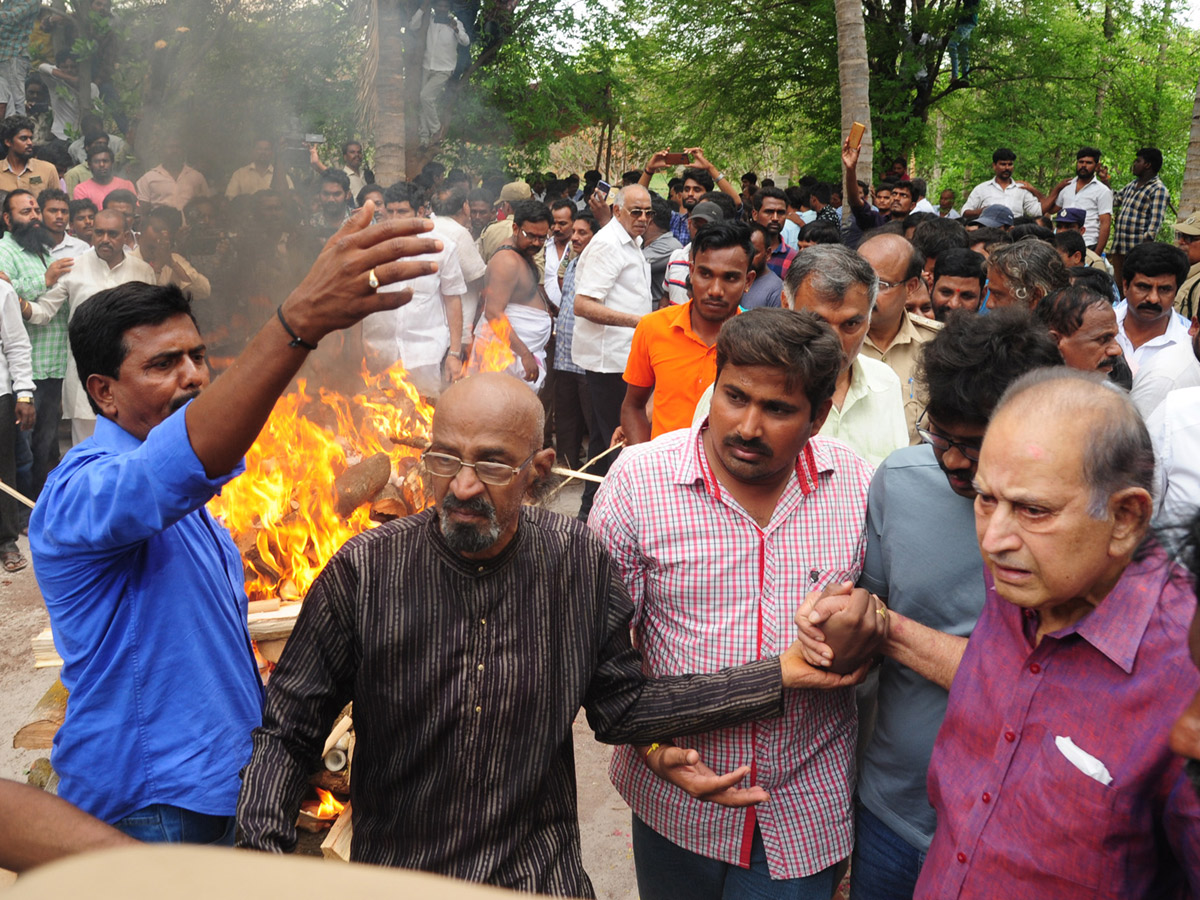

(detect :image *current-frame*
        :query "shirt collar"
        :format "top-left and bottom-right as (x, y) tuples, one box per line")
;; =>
(3, 159), (29, 176)
(1069, 544), (1175, 674)
(674, 419), (826, 499)
(94, 413), (146, 449)
(865, 309), (918, 352)
(667, 300), (737, 343)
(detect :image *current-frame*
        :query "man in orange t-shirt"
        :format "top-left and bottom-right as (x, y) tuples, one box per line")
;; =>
(621, 221), (754, 442)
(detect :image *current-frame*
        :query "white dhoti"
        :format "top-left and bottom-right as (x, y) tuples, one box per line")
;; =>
(472, 305), (552, 392)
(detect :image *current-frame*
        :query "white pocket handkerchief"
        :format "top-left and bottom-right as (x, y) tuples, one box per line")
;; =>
(1055, 735), (1113, 786)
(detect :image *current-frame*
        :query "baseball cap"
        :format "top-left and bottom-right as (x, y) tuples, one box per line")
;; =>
(1174, 213), (1200, 237)
(975, 204), (1014, 228)
(496, 181), (532, 206)
(1054, 208), (1086, 227)
(689, 201), (724, 224)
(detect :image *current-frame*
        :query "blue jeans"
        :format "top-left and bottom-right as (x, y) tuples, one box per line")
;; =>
(113, 803), (236, 846)
(632, 814), (838, 900)
(849, 802), (925, 900)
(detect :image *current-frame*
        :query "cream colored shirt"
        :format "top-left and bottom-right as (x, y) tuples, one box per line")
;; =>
(861, 311), (942, 444)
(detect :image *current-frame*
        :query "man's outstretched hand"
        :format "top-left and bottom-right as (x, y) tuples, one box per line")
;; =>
(280, 202), (443, 345)
(645, 745), (769, 807)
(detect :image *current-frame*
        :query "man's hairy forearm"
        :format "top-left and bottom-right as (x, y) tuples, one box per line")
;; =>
(882, 611), (968, 691)
(574, 295), (640, 328)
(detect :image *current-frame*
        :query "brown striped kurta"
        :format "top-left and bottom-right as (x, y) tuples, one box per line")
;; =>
(236, 507), (784, 897)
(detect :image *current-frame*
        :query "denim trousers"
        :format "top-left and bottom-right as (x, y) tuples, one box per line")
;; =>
(848, 802), (926, 900)
(632, 814), (839, 900)
(113, 803), (236, 846)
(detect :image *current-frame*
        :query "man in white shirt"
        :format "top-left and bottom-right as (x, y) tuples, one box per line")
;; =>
(572, 184), (652, 516)
(0, 279), (33, 573)
(781, 246), (907, 465)
(543, 199), (574, 310)
(961, 148), (1043, 219)
(1041, 147), (1114, 251)
(366, 182), (466, 398)
(18, 208), (155, 444)
(1114, 241), (1192, 376)
(430, 183), (486, 348)
(690, 245), (908, 466)
(412, 0), (469, 146)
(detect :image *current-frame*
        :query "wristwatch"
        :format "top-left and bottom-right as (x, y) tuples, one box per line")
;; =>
(16, 392), (33, 404)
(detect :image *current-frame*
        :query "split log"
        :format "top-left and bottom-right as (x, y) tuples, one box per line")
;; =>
(391, 434), (431, 452)
(13, 680), (68, 750)
(247, 598), (281, 615)
(334, 453), (391, 517)
(321, 802), (353, 861)
(370, 483), (410, 521)
(31, 629), (61, 669)
(257, 638), (288, 664)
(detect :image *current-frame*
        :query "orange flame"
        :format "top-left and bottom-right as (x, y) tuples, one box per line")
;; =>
(314, 787), (345, 818)
(207, 361), (435, 603)
(467, 316), (516, 375)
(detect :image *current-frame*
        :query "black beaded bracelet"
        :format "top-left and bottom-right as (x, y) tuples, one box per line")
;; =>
(276, 305), (318, 351)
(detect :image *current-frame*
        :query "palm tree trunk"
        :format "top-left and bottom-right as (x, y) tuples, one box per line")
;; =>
(835, 0), (873, 202)
(1181, 75), (1200, 215)
(373, 0), (408, 185)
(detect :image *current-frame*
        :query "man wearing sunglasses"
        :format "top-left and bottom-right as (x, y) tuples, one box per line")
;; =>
(238, 371), (859, 893)
(796, 309), (1062, 900)
(474, 199), (553, 390)
(572, 183), (653, 517)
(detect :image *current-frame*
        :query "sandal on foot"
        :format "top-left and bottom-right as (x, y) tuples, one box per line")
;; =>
(1, 549), (27, 572)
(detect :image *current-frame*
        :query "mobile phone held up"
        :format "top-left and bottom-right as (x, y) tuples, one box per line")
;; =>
(594, 180), (611, 203)
(662, 152), (690, 166)
(848, 122), (865, 150)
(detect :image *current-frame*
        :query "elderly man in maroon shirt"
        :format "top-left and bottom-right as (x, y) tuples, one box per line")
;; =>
(916, 368), (1200, 899)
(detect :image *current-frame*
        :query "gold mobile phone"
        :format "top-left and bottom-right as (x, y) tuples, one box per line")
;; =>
(848, 122), (865, 149)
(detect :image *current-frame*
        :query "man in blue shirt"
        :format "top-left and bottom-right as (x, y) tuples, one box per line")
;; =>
(30, 204), (442, 844)
(795, 308), (1062, 899)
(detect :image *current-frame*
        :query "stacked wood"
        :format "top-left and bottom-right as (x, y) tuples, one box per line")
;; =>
(13, 680), (68, 750)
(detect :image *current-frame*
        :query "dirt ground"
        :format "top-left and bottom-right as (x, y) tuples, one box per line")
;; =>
(0, 482), (639, 898)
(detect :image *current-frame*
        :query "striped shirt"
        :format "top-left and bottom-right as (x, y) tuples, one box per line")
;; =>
(591, 424), (873, 879)
(236, 508), (784, 897)
(0, 0), (38, 63)
(1111, 176), (1171, 254)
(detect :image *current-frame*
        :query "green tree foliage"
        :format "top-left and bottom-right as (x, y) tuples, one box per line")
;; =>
(618, 0), (1198, 199)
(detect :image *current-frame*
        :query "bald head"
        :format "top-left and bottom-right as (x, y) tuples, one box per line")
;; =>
(435, 372), (545, 456)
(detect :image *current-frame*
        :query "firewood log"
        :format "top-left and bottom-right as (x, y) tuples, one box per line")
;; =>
(334, 453), (391, 517)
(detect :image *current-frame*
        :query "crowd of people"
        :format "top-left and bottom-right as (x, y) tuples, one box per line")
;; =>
(0, 39), (1195, 898)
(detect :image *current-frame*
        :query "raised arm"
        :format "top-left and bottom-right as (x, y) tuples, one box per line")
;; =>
(685, 148), (741, 206)
(185, 204), (442, 477)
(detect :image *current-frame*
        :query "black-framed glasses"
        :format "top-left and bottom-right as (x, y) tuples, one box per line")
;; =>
(422, 451), (536, 485)
(916, 412), (982, 462)
(519, 228), (547, 244)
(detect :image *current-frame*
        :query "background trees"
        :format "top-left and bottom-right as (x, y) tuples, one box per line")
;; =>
(80, 0), (1200, 207)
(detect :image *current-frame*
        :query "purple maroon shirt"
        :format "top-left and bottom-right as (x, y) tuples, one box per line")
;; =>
(918, 545), (1200, 899)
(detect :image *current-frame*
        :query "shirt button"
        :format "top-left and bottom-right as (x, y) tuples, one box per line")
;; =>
(982, 792), (991, 803)
(1029, 663), (1041, 674)
(477, 565), (484, 573)
(1023, 609), (1036, 619)
(475, 706), (481, 713)
(1004, 731), (1016, 743)
(477, 663), (484, 671)
(957, 852), (967, 864)
(480, 619), (486, 625)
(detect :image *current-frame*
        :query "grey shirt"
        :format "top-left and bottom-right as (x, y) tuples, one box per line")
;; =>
(643, 233), (682, 308)
(856, 445), (984, 852)
(743, 267), (783, 309)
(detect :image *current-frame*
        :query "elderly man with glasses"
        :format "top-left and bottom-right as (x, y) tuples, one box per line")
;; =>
(796, 309), (1062, 900)
(571, 183), (653, 517)
(237, 371), (858, 895)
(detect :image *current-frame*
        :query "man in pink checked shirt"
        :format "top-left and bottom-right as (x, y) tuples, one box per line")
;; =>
(913, 369), (1199, 898)
(589, 307), (879, 900)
